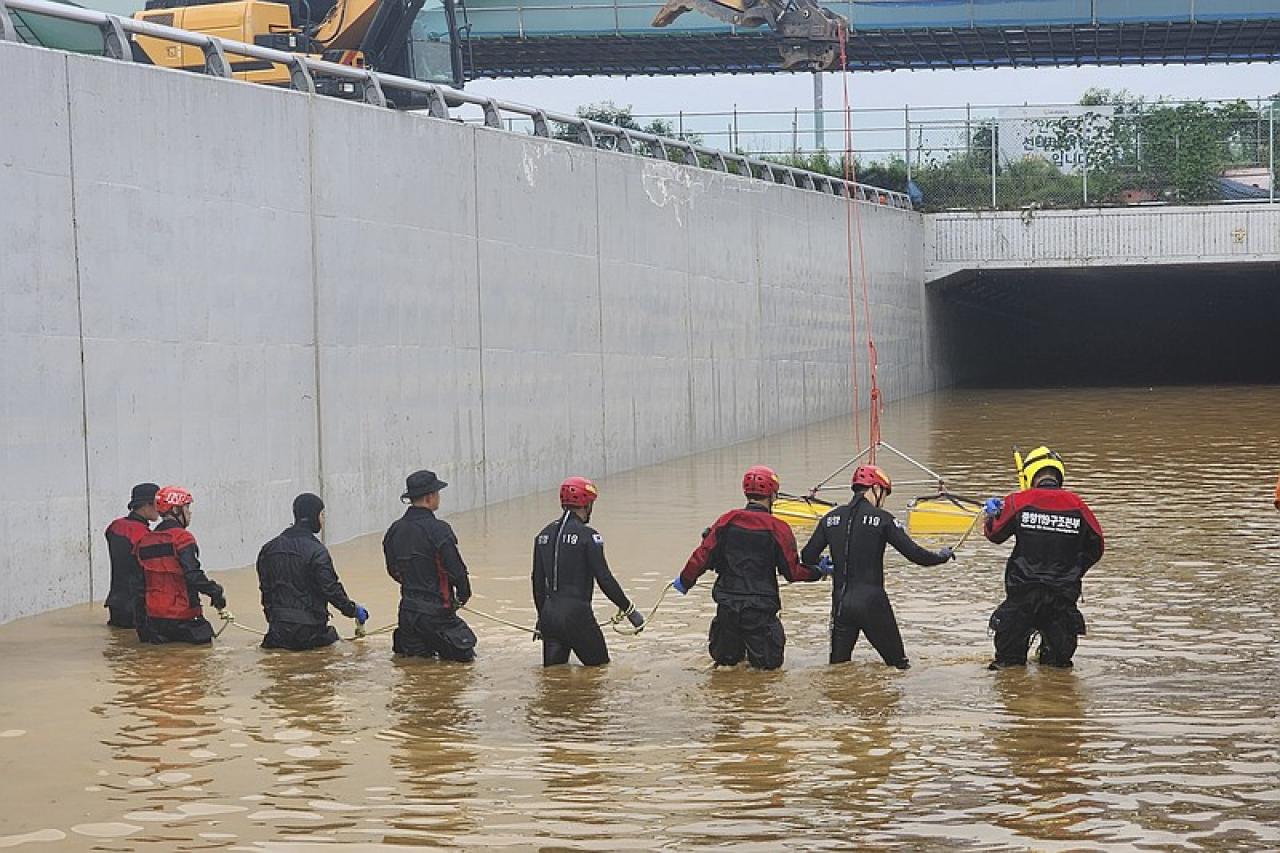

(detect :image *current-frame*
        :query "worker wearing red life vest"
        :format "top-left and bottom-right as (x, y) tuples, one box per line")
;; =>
(983, 447), (1104, 669)
(673, 466), (824, 670)
(135, 486), (227, 645)
(104, 482), (160, 628)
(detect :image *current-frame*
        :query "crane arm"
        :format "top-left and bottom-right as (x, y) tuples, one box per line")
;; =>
(311, 0), (423, 70)
(652, 0), (846, 70)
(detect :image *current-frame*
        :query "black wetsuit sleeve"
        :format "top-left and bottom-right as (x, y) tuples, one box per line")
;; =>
(256, 544), (270, 613)
(314, 545), (358, 618)
(587, 534), (631, 612)
(800, 516), (830, 566)
(885, 518), (949, 567)
(532, 543), (546, 613)
(178, 543), (225, 607)
(439, 537), (472, 606)
(1079, 503), (1104, 576)
(382, 528), (403, 583)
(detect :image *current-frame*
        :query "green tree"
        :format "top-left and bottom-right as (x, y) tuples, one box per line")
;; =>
(554, 101), (701, 159)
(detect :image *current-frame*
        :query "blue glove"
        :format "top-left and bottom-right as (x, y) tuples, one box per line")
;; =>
(938, 546), (955, 561)
(354, 605), (369, 624)
(983, 497), (1004, 517)
(816, 555), (834, 575)
(672, 576), (689, 595)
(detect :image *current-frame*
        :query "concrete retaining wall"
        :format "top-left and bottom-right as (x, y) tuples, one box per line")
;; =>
(0, 41), (932, 623)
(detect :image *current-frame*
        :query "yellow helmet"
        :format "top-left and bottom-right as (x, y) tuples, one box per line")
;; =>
(1017, 446), (1065, 491)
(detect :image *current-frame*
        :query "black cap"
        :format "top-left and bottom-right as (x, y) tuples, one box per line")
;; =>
(402, 469), (447, 500)
(128, 483), (160, 510)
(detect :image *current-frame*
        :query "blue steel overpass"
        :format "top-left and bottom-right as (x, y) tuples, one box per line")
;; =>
(429, 0), (1280, 79)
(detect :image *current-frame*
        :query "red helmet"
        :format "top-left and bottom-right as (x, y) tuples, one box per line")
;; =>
(559, 476), (599, 508)
(742, 465), (781, 498)
(155, 485), (193, 513)
(851, 465), (892, 495)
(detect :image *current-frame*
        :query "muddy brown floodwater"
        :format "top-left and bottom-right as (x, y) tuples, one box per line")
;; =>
(1, 386), (1278, 851)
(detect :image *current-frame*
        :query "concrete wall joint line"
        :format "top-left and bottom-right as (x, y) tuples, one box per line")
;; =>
(592, 152), (607, 476)
(307, 94), (326, 525)
(64, 51), (94, 604)
(472, 127), (488, 507)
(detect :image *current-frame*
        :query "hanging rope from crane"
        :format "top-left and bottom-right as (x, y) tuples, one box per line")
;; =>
(837, 28), (882, 463)
(784, 35), (981, 545)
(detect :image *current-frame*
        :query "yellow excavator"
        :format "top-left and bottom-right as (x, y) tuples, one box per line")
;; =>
(651, 0), (847, 70)
(131, 0), (462, 95)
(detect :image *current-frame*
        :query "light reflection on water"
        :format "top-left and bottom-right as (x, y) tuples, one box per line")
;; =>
(0, 386), (1278, 850)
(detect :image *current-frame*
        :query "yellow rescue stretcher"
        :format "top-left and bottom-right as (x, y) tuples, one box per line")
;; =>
(773, 493), (835, 526)
(904, 493), (984, 536)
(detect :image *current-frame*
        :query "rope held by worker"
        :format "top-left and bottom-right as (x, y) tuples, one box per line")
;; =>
(610, 583), (675, 635)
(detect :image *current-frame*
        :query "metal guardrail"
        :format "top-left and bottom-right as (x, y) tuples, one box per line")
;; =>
(0, 0), (912, 210)
(628, 100), (1278, 210)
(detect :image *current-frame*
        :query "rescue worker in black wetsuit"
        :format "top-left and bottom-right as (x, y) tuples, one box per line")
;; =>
(801, 465), (954, 670)
(104, 482), (160, 628)
(532, 477), (646, 667)
(135, 486), (227, 645)
(256, 493), (370, 650)
(672, 465), (823, 670)
(983, 446), (1104, 670)
(383, 469), (477, 662)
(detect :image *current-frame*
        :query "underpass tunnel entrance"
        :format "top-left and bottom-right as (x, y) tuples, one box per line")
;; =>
(929, 263), (1280, 387)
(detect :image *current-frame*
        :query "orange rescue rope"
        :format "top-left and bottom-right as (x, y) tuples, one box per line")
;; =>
(837, 29), (882, 463)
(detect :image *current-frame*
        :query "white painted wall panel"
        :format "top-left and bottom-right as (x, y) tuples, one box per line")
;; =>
(929, 206), (1280, 279)
(0, 46), (91, 622)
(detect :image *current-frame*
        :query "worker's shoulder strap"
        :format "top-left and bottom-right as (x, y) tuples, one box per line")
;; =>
(137, 527), (193, 561)
(106, 516), (148, 544)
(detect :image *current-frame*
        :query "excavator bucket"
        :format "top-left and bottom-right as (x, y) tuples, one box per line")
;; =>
(651, 0), (845, 71)
(775, 0), (846, 70)
(651, 0), (775, 30)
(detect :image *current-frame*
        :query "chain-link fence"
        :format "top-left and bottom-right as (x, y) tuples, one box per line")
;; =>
(614, 98), (1280, 211)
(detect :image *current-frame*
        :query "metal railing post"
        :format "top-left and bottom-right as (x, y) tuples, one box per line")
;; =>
(904, 104), (912, 184)
(812, 74), (823, 150)
(481, 99), (502, 129)
(965, 102), (972, 156)
(0, 0), (17, 42)
(1082, 125), (1089, 205)
(286, 55), (315, 94)
(100, 15), (132, 60)
(531, 109), (550, 137)
(201, 37), (232, 78)
(423, 85), (449, 119)
(1270, 104), (1276, 204)
(361, 71), (386, 108)
(990, 119), (998, 208)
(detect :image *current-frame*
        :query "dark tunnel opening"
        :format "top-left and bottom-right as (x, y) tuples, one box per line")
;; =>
(929, 263), (1280, 387)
